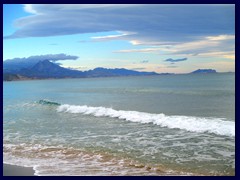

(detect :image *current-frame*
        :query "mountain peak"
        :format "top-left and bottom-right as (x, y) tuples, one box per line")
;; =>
(191, 69), (217, 74)
(31, 60), (63, 72)
(18, 60), (84, 78)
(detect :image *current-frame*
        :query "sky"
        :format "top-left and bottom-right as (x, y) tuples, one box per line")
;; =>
(3, 4), (235, 73)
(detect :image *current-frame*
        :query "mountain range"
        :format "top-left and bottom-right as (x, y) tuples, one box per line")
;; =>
(3, 59), (219, 81)
(3, 60), (159, 81)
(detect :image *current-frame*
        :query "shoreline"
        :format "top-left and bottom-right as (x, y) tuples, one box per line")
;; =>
(3, 163), (36, 176)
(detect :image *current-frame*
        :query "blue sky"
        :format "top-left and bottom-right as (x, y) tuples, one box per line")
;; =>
(3, 4), (235, 73)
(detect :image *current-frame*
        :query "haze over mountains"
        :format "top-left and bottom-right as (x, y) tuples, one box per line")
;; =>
(3, 58), (219, 81)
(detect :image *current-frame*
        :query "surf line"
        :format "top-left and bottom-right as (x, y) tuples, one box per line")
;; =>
(56, 104), (235, 137)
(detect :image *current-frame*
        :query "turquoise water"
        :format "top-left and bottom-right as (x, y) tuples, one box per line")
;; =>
(3, 74), (235, 175)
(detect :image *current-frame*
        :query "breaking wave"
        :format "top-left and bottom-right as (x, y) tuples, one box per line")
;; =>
(37, 100), (61, 106)
(57, 104), (235, 137)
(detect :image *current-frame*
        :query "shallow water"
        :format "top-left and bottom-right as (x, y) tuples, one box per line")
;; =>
(3, 74), (235, 176)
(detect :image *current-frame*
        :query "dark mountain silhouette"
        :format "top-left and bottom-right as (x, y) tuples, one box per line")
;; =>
(3, 60), (159, 80)
(18, 60), (85, 78)
(191, 69), (217, 74)
(3, 54), (78, 73)
(85, 67), (158, 77)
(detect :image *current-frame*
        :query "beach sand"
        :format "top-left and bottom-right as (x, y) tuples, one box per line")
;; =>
(3, 164), (35, 176)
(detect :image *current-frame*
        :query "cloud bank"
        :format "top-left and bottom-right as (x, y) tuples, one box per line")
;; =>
(3, 54), (79, 71)
(4, 4), (235, 61)
(5, 4), (234, 43)
(165, 58), (188, 63)
(115, 35), (235, 60)
(4, 53), (78, 63)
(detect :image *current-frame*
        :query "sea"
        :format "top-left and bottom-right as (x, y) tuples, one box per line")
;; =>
(3, 73), (235, 176)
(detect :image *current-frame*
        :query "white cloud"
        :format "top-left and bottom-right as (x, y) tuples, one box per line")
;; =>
(115, 34), (235, 60)
(130, 40), (141, 45)
(206, 35), (235, 41)
(23, 4), (38, 14)
(129, 40), (178, 46)
(171, 40), (220, 52)
(91, 31), (136, 41)
(114, 47), (162, 53)
(196, 51), (235, 60)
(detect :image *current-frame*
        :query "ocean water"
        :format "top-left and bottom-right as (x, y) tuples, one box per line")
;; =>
(3, 73), (235, 176)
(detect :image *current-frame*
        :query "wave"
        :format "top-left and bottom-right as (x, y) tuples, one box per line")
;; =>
(3, 143), (183, 176)
(37, 100), (61, 106)
(57, 104), (235, 137)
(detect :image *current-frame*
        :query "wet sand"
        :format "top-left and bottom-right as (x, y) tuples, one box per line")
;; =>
(3, 164), (35, 176)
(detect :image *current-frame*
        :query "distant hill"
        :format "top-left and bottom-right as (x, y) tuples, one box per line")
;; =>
(3, 57), (55, 73)
(3, 60), (159, 81)
(3, 73), (31, 81)
(190, 69), (217, 74)
(18, 60), (85, 78)
(85, 67), (158, 77)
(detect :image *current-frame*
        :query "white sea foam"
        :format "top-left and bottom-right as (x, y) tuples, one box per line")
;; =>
(57, 104), (235, 137)
(3, 143), (179, 176)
